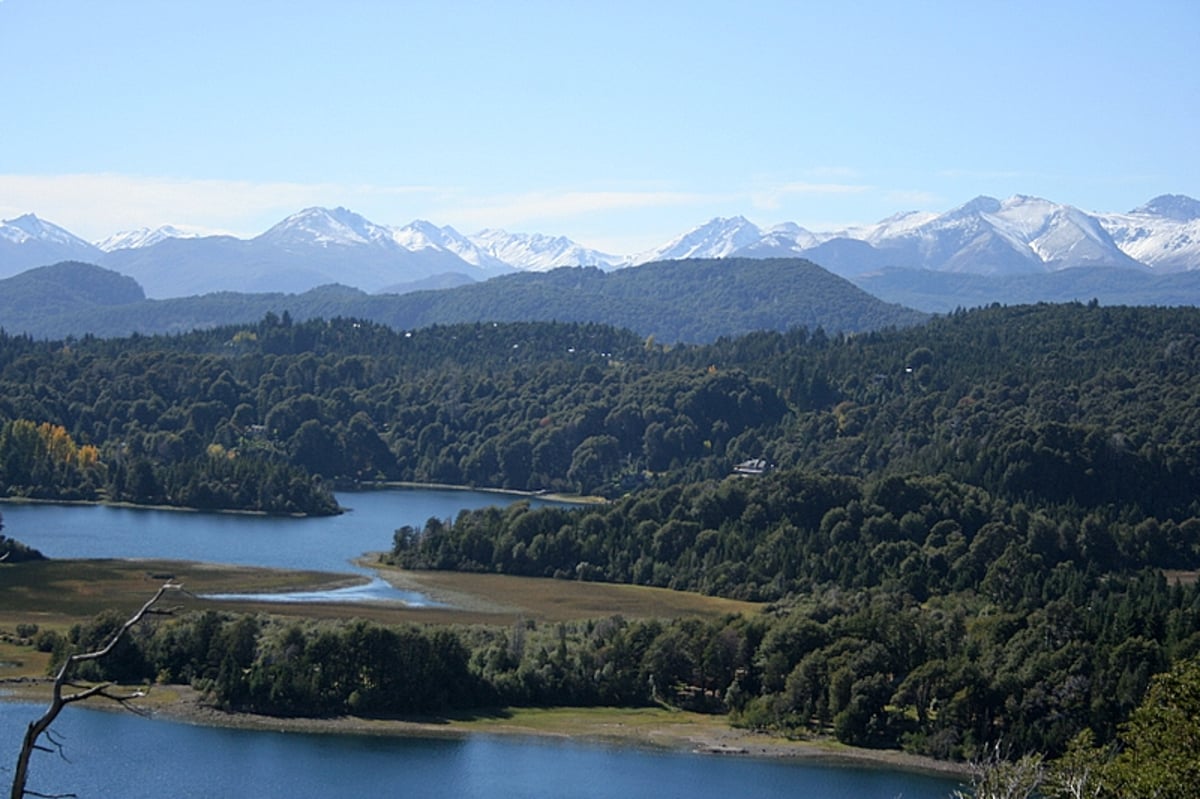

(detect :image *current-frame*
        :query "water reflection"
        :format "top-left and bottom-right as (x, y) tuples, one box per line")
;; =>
(201, 575), (446, 605)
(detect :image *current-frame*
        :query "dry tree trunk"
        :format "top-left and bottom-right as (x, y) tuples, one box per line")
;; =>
(9, 582), (182, 799)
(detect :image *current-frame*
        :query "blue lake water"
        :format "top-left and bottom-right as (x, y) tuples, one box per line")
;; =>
(0, 703), (960, 798)
(1, 487), (559, 602)
(1, 487), (551, 573)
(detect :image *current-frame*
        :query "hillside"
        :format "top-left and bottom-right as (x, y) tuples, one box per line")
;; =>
(0, 258), (928, 343)
(362, 258), (928, 341)
(0, 262), (144, 327)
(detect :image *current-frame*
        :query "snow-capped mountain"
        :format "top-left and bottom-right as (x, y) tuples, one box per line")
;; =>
(633, 216), (765, 263)
(469, 229), (621, 272)
(0, 214), (101, 276)
(256, 206), (398, 250)
(96, 207), (520, 297)
(96, 225), (202, 252)
(1133, 194), (1200, 222)
(1095, 195), (1200, 273)
(863, 195), (1042, 274)
(1, 213), (91, 248)
(391, 220), (511, 272)
(636, 195), (1183, 277)
(834, 195), (1144, 275)
(735, 222), (824, 258)
(3, 195), (1198, 299)
(851, 210), (940, 243)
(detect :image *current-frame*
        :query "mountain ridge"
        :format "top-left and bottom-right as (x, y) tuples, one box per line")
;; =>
(2, 194), (1198, 300)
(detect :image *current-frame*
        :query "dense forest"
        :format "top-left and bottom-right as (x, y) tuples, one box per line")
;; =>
(4, 301), (1200, 787)
(3, 303), (1197, 517)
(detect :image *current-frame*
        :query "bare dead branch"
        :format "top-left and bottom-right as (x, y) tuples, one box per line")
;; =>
(36, 733), (68, 767)
(9, 582), (182, 799)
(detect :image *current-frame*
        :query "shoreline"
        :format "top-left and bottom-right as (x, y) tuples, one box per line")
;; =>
(350, 480), (605, 506)
(0, 683), (967, 780)
(0, 494), (313, 518)
(0, 480), (602, 519)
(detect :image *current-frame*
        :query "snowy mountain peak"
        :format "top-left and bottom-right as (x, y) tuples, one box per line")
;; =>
(950, 195), (1003, 217)
(259, 206), (394, 248)
(766, 221), (810, 237)
(734, 222), (822, 257)
(392, 219), (482, 256)
(1098, 195), (1200, 271)
(96, 225), (201, 252)
(399, 218), (445, 237)
(1132, 194), (1200, 222)
(1, 213), (93, 248)
(469, 229), (620, 272)
(388, 219), (510, 272)
(634, 216), (764, 263)
(391, 219), (454, 250)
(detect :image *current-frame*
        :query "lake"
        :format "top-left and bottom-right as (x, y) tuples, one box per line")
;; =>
(0, 703), (960, 798)
(0, 490), (963, 797)
(1, 487), (556, 573)
(1, 487), (562, 602)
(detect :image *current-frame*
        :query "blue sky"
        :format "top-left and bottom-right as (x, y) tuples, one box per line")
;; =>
(1, 0), (1196, 253)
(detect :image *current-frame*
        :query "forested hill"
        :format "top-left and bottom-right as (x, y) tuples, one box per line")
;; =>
(0, 261), (145, 317)
(0, 258), (927, 342)
(361, 258), (928, 342)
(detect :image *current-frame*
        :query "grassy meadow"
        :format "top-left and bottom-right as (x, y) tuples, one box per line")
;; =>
(1, 557), (760, 683)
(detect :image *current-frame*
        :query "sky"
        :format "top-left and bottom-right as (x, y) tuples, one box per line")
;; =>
(1, 0), (1197, 254)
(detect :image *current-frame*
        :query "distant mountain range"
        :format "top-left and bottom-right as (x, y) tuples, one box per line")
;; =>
(1, 195), (1198, 303)
(0, 258), (928, 343)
